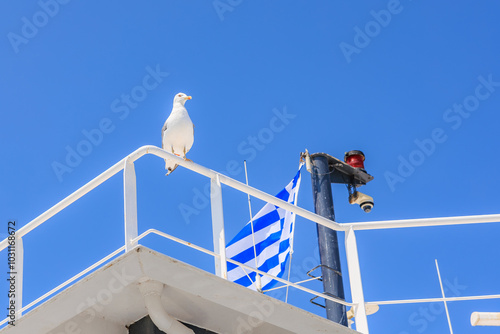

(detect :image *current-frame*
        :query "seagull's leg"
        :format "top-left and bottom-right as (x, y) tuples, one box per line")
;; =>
(172, 146), (182, 157)
(183, 147), (192, 162)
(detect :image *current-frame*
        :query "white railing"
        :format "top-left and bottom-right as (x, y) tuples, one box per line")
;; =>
(1, 145), (499, 333)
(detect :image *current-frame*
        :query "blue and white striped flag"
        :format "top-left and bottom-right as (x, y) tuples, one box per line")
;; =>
(226, 164), (303, 291)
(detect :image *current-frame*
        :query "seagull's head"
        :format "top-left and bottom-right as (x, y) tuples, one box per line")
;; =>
(173, 92), (192, 106)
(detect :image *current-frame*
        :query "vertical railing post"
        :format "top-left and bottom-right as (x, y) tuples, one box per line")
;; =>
(15, 236), (23, 320)
(345, 227), (369, 333)
(210, 174), (227, 279)
(124, 159), (138, 252)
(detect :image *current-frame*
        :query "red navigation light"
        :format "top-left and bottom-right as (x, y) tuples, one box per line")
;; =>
(344, 150), (365, 169)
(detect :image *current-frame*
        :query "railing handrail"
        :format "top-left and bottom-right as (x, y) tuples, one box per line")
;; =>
(3, 145), (499, 252)
(0, 145), (345, 252)
(342, 214), (500, 231)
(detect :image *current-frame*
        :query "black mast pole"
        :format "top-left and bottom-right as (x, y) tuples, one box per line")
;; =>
(310, 153), (347, 326)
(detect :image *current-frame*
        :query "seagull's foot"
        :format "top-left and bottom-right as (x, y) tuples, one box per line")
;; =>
(184, 158), (192, 162)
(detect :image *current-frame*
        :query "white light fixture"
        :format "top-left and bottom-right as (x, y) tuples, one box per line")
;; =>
(471, 312), (500, 326)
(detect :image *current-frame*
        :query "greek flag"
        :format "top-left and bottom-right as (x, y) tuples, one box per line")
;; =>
(226, 165), (303, 291)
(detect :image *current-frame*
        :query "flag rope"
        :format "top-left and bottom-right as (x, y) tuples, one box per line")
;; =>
(286, 161), (304, 302)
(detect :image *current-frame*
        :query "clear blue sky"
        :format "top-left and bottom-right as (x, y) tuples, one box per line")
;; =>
(1, 1), (499, 332)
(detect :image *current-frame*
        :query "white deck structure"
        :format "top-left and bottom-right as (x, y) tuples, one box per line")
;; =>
(1, 246), (357, 333)
(0, 145), (499, 333)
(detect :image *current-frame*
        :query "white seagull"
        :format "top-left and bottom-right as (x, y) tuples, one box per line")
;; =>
(161, 92), (194, 175)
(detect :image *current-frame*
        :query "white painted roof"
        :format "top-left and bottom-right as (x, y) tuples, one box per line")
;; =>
(1, 246), (358, 334)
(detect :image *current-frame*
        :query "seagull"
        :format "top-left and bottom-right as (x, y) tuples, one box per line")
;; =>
(161, 92), (194, 175)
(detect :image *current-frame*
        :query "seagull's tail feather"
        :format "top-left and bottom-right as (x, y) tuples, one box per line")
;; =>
(164, 159), (178, 176)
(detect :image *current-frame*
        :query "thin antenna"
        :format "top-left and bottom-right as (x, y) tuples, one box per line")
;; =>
(244, 160), (262, 292)
(435, 259), (453, 334)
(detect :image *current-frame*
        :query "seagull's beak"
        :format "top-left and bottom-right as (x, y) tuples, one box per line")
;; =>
(185, 96), (192, 100)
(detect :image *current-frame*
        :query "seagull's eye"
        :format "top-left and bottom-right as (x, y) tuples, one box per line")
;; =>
(178, 94), (182, 97)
